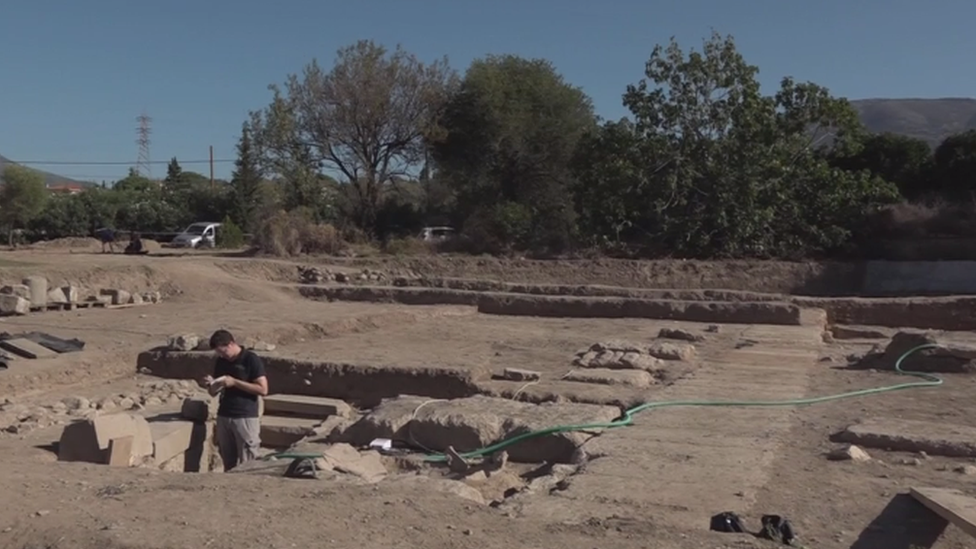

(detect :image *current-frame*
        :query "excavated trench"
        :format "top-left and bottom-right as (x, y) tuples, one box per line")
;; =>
(121, 346), (650, 506)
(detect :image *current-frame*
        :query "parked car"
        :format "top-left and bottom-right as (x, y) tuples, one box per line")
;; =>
(418, 226), (456, 241)
(171, 222), (221, 248)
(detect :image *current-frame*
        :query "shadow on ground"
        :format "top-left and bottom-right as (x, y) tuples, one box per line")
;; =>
(850, 493), (947, 549)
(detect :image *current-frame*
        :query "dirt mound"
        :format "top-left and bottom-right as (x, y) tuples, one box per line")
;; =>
(214, 259), (304, 283)
(28, 237), (101, 251)
(0, 259), (299, 306)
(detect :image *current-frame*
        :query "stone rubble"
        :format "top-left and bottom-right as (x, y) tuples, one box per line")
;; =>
(0, 379), (204, 437)
(573, 338), (697, 372)
(854, 330), (976, 374)
(165, 333), (276, 352)
(297, 265), (387, 285)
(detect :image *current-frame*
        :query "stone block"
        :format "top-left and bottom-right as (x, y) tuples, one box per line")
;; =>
(185, 421), (221, 473)
(263, 394), (351, 419)
(46, 287), (68, 304)
(58, 413), (154, 465)
(501, 368), (541, 381)
(319, 443), (387, 483)
(99, 288), (131, 306)
(22, 276), (48, 307)
(563, 368), (655, 388)
(62, 286), (80, 303)
(107, 436), (134, 467)
(646, 341), (696, 361)
(168, 334), (200, 352)
(181, 396), (217, 422)
(0, 284), (30, 299)
(658, 327), (705, 342)
(149, 420), (195, 466)
(260, 416), (321, 448)
(158, 453), (186, 473)
(129, 293), (144, 305)
(341, 395), (619, 463)
(0, 295), (30, 316)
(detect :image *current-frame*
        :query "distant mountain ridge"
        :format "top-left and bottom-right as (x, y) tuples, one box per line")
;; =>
(850, 97), (976, 148)
(0, 154), (91, 187)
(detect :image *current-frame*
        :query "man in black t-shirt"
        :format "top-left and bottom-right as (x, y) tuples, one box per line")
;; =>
(202, 329), (269, 471)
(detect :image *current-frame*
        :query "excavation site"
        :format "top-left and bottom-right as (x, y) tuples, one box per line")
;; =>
(1, 247), (975, 549)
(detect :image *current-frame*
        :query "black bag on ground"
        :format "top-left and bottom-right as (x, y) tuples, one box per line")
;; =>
(758, 514), (796, 545)
(709, 511), (746, 533)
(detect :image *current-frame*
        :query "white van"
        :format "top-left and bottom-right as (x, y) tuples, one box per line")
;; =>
(418, 226), (456, 242)
(171, 222), (221, 248)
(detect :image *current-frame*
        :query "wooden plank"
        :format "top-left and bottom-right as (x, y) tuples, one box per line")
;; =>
(106, 436), (134, 467)
(0, 337), (58, 359)
(911, 487), (976, 538)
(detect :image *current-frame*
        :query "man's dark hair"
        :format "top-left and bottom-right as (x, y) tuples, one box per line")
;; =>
(209, 329), (235, 349)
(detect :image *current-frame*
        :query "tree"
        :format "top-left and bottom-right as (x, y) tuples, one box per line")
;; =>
(932, 130), (976, 200)
(0, 165), (48, 246)
(249, 39), (457, 232)
(230, 124), (263, 231)
(433, 55), (597, 252)
(575, 32), (899, 258)
(165, 157), (185, 185)
(830, 132), (934, 199)
(114, 169), (156, 192)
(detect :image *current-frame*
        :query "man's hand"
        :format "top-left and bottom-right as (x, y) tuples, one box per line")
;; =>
(201, 375), (213, 388)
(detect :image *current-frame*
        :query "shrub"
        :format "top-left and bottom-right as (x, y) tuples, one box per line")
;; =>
(382, 236), (433, 256)
(863, 200), (976, 239)
(300, 222), (343, 255)
(216, 216), (246, 248)
(254, 210), (345, 256)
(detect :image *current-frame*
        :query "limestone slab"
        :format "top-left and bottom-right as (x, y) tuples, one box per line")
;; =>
(263, 394), (351, 419)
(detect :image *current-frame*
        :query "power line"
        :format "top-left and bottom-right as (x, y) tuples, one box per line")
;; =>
(9, 159), (235, 166)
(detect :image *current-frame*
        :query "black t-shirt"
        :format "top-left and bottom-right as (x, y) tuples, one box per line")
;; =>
(213, 349), (266, 418)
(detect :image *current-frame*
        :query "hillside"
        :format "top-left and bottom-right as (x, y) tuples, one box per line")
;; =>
(0, 154), (90, 187)
(850, 97), (976, 148)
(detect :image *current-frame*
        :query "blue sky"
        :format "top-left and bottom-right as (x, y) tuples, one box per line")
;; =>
(0, 0), (971, 183)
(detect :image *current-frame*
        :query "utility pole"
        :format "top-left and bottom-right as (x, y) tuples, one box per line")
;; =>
(209, 146), (214, 191)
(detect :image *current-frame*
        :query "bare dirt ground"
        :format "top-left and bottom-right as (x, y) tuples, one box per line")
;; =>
(0, 247), (973, 549)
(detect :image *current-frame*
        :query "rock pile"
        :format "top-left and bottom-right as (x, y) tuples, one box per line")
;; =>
(0, 276), (161, 316)
(55, 393), (222, 472)
(566, 338), (698, 388)
(853, 331), (976, 374)
(574, 339), (696, 370)
(165, 333), (276, 352)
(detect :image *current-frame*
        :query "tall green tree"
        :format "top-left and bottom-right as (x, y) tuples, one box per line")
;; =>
(0, 165), (48, 246)
(230, 124), (263, 231)
(250, 39), (457, 232)
(829, 132), (934, 199)
(932, 130), (976, 200)
(575, 32), (899, 258)
(165, 157), (185, 184)
(433, 54), (597, 252)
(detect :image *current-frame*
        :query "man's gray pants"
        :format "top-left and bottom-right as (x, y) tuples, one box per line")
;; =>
(215, 416), (261, 471)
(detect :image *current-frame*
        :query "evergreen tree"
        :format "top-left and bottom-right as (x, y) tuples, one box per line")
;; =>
(231, 124), (262, 231)
(165, 157), (184, 184)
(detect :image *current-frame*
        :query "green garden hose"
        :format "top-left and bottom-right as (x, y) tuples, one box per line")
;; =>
(266, 343), (943, 464)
